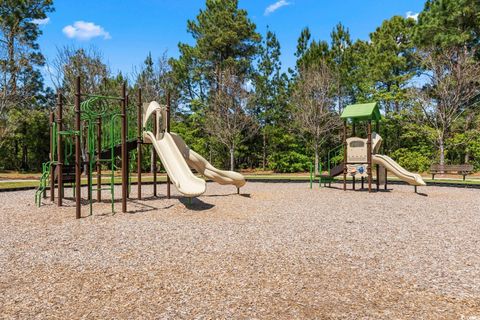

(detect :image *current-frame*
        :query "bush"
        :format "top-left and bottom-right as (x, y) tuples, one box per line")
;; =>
(268, 151), (310, 173)
(390, 148), (432, 173)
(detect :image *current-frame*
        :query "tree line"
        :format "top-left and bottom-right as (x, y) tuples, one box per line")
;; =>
(1, 0), (479, 174)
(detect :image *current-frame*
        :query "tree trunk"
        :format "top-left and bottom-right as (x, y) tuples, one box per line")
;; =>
(8, 32), (17, 95)
(314, 142), (319, 176)
(230, 147), (235, 171)
(22, 144), (28, 171)
(262, 130), (266, 171)
(438, 136), (445, 166)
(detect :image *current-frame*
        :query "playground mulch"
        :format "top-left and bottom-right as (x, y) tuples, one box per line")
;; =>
(1, 182), (480, 319)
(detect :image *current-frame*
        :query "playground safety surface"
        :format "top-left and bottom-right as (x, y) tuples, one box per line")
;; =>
(1, 182), (479, 319)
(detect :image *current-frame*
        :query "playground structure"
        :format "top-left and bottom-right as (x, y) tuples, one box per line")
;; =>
(143, 101), (246, 197)
(312, 102), (426, 192)
(35, 76), (246, 219)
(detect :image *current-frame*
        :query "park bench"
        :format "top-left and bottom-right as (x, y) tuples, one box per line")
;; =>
(430, 164), (474, 181)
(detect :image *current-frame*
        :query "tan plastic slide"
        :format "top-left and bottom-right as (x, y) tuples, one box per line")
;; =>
(144, 130), (207, 197)
(170, 133), (246, 189)
(143, 101), (245, 197)
(372, 154), (426, 186)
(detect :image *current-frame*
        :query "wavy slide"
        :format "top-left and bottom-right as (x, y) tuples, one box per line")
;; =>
(144, 131), (207, 197)
(170, 133), (246, 189)
(372, 154), (426, 186)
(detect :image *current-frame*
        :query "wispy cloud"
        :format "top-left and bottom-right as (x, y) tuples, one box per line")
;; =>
(264, 0), (291, 16)
(62, 21), (111, 41)
(32, 17), (50, 25)
(406, 11), (419, 21)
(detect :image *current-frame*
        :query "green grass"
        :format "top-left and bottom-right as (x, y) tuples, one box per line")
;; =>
(1, 173), (479, 190)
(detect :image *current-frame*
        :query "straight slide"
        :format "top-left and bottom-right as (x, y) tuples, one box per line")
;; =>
(170, 133), (246, 189)
(372, 154), (426, 186)
(144, 131), (206, 197)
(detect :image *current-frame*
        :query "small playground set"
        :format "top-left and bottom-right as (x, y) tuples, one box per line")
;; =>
(34, 76), (245, 219)
(310, 102), (426, 193)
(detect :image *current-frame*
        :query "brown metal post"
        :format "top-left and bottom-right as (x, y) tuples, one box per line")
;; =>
(385, 168), (388, 190)
(352, 122), (356, 191)
(57, 91), (64, 206)
(48, 111), (54, 200)
(375, 120), (380, 191)
(343, 120), (347, 191)
(166, 91), (171, 199)
(97, 117), (102, 202)
(126, 95), (131, 199)
(367, 120), (372, 193)
(137, 89), (142, 200)
(121, 82), (127, 212)
(152, 109), (157, 197)
(75, 77), (81, 219)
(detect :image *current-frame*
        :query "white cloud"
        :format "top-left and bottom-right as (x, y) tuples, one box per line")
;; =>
(62, 21), (111, 41)
(406, 11), (419, 21)
(264, 0), (291, 16)
(32, 17), (50, 25)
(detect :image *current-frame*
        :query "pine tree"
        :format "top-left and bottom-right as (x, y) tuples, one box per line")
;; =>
(0, 0), (54, 115)
(255, 29), (288, 170)
(330, 23), (353, 112)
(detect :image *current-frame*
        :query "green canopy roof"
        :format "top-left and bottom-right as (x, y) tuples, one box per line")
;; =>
(340, 102), (381, 121)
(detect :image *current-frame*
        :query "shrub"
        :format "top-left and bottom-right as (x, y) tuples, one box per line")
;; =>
(268, 151), (310, 173)
(390, 148), (432, 173)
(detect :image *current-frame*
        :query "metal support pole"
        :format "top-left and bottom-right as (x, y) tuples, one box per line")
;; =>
(367, 120), (372, 193)
(166, 91), (171, 199)
(87, 143), (91, 201)
(385, 168), (388, 190)
(126, 95), (131, 199)
(75, 77), (81, 219)
(121, 82), (127, 212)
(352, 122), (356, 191)
(152, 110), (157, 197)
(57, 91), (64, 206)
(97, 117), (102, 202)
(376, 120), (380, 191)
(48, 111), (54, 200)
(137, 88), (142, 200)
(343, 120), (347, 191)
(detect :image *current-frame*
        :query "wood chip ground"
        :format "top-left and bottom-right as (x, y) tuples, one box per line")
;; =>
(1, 182), (479, 319)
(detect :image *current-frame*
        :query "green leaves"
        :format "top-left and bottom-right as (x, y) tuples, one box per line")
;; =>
(415, 0), (480, 49)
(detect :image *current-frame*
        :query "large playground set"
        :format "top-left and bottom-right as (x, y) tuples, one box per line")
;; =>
(35, 79), (425, 219)
(34, 76), (245, 219)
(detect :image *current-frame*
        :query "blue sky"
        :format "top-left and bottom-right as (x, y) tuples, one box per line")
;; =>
(37, 0), (425, 85)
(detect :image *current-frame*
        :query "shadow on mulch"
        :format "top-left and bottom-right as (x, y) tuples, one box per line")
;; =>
(179, 197), (215, 211)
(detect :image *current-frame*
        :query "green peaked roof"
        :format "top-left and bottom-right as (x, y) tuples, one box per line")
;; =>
(340, 102), (381, 121)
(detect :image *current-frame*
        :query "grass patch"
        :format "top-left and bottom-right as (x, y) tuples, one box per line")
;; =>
(1, 173), (479, 191)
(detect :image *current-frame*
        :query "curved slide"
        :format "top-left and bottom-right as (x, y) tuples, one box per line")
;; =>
(170, 133), (246, 189)
(373, 154), (426, 186)
(144, 131), (206, 197)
